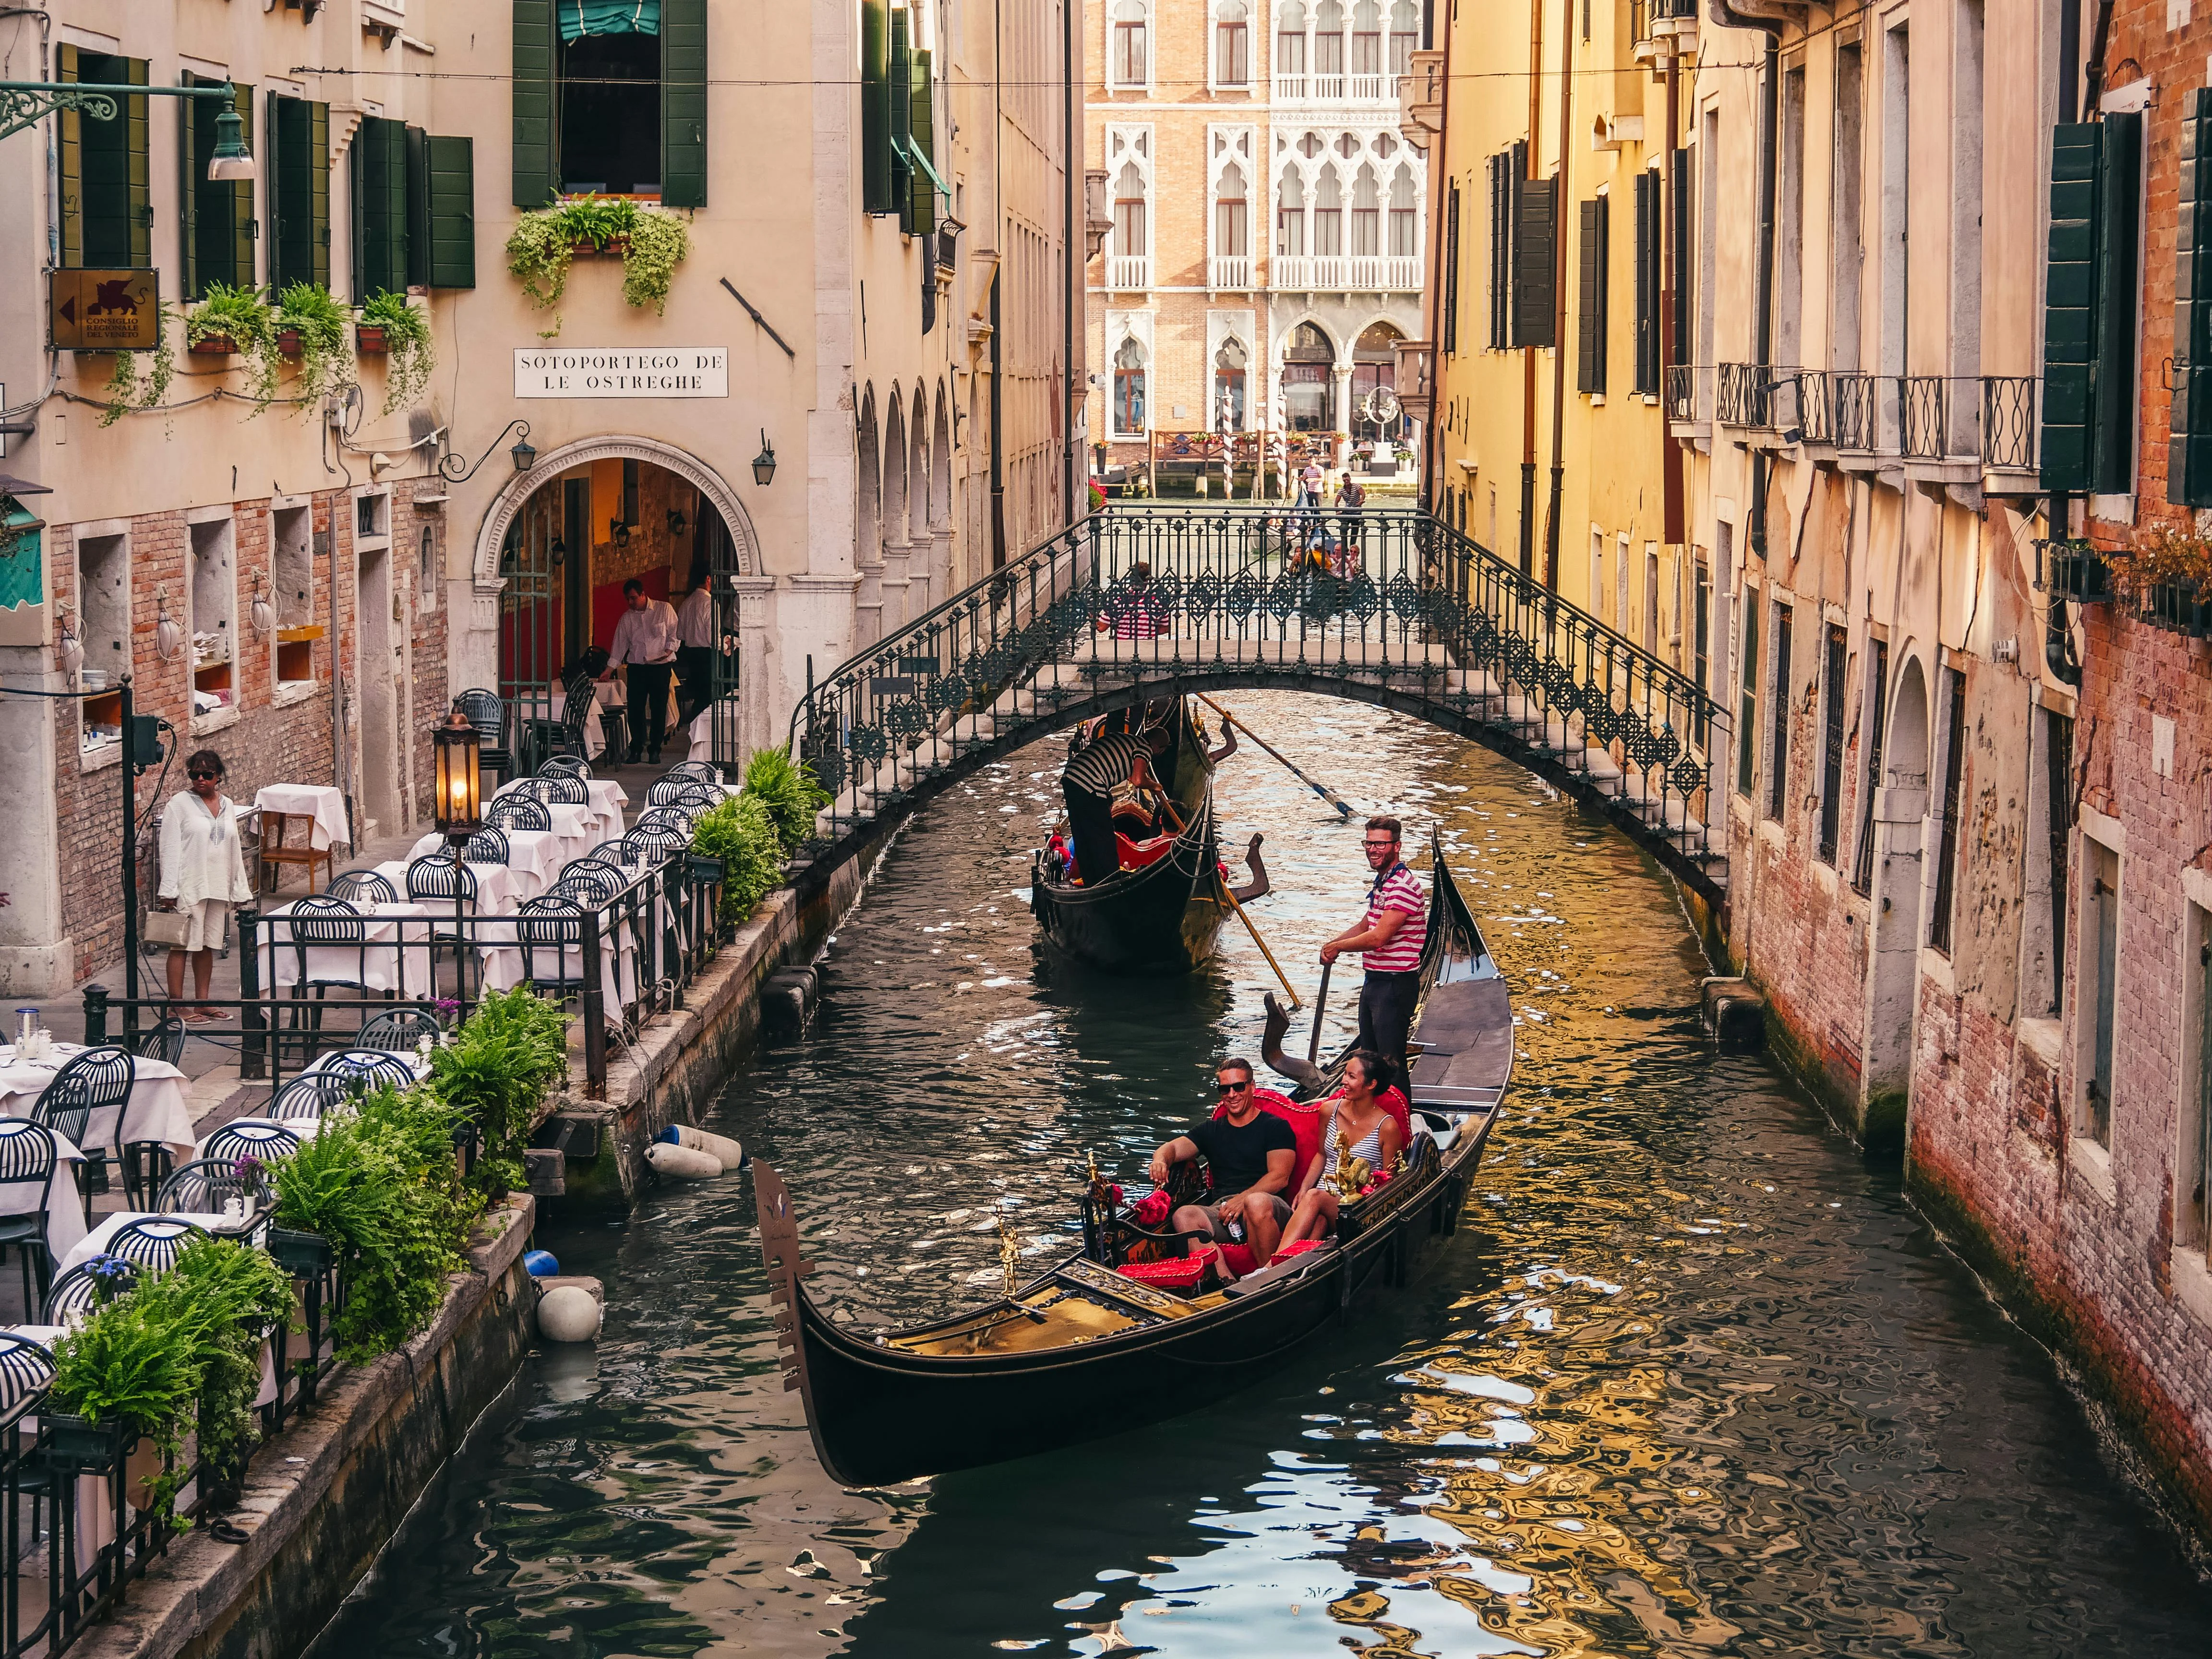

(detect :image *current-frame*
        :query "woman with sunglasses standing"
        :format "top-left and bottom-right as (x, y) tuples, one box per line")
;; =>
(155, 750), (254, 1022)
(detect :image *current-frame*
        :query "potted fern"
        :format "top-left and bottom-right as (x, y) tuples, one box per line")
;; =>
(506, 195), (691, 334)
(274, 281), (354, 409)
(185, 283), (281, 409)
(358, 290), (435, 414)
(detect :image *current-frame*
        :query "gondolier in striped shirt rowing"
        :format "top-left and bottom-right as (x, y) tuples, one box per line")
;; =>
(1059, 721), (1173, 886)
(1318, 816), (1428, 1070)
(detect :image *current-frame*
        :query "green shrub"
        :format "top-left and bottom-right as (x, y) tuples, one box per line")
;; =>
(359, 289), (434, 414)
(691, 793), (782, 923)
(426, 986), (570, 1201)
(184, 282), (282, 410)
(273, 280), (354, 410)
(740, 746), (829, 854)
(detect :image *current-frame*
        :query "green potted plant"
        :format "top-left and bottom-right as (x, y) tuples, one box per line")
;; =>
(358, 290), (435, 414)
(690, 792), (783, 926)
(273, 281), (355, 410)
(98, 310), (178, 427)
(184, 283), (281, 409)
(506, 195), (691, 335)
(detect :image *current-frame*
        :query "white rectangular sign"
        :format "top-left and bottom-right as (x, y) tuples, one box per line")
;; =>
(513, 347), (728, 398)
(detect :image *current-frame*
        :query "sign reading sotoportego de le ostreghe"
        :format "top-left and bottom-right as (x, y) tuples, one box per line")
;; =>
(513, 348), (730, 398)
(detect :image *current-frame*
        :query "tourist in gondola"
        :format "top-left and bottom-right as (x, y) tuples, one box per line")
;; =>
(1146, 1059), (1298, 1264)
(1274, 1050), (1405, 1253)
(1319, 816), (1429, 1069)
(1061, 722), (1172, 885)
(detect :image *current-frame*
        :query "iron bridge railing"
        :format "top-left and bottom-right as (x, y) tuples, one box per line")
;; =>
(789, 506), (1730, 890)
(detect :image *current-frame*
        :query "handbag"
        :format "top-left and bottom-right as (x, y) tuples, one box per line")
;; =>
(143, 906), (194, 948)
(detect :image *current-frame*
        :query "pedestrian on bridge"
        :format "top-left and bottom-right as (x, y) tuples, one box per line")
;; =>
(1318, 816), (1428, 1070)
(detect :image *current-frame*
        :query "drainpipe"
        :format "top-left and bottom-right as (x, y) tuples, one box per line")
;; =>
(1520, 0), (1543, 577)
(1418, 0), (1451, 515)
(990, 0), (1007, 568)
(1749, 36), (1779, 559)
(1539, 0), (1572, 590)
(1062, 0), (1078, 527)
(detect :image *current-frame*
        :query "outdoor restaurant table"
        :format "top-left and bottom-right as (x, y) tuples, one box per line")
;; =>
(252, 783), (351, 850)
(300, 1048), (433, 1084)
(373, 856), (521, 919)
(687, 697), (741, 763)
(476, 914), (633, 1015)
(0, 1128), (90, 1270)
(259, 899), (434, 999)
(493, 775), (627, 841)
(0, 1044), (197, 1162)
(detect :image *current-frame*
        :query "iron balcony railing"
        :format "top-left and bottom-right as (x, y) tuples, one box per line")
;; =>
(1792, 370), (1838, 445)
(1981, 376), (2039, 471)
(789, 505), (1732, 894)
(1833, 373), (1876, 451)
(1663, 363), (1708, 424)
(1716, 362), (1771, 428)
(1900, 375), (1949, 459)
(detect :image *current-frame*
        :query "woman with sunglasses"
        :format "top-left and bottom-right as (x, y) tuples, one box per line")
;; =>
(1275, 1050), (1404, 1254)
(155, 749), (253, 1022)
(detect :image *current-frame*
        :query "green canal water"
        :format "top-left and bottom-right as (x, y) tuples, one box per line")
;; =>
(312, 692), (2212, 1657)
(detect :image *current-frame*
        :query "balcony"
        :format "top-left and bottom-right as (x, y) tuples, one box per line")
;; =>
(1716, 362), (1772, 429)
(1399, 49), (1444, 148)
(1273, 254), (1340, 290)
(1899, 375), (1949, 459)
(1981, 376), (2040, 483)
(1664, 363), (1711, 430)
(1105, 254), (1151, 292)
(1832, 373), (1876, 451)
(1274, 72), (1402, 105)
(1790, 371), (1837, 446)
(1270, 254), (1420, 293)
(1208, 253), (1254, 291)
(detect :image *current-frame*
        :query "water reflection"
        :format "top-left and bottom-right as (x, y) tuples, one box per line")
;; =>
(314, 694), (2211, 1659)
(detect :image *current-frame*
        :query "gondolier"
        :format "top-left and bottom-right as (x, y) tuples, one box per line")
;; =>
(1061, 722), (1172, 886)
(1319, 816), (1428, 1069)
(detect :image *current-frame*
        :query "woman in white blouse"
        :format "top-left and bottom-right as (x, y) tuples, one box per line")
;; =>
(156, 749), (253, 1021)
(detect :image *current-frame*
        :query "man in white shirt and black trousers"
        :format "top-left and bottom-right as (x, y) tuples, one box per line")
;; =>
(600, 577), (682, 764)
(675, 560), (717, 728)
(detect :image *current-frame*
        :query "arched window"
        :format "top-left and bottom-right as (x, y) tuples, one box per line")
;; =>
(1275, 0), (1308, 81)
(1215, 337), (1249, 430)
(1351, 0), (1381, 81)
(1113, 160), (1147, 257)
(1352, 321), (1405, 442)
(1110, 0), (1149, 89)
(1313, 0), (1345, 85)
(1113, 336), (1148, 435)
(1312, 166), (1343, 257)
(1282, 322), (1335, 433)
(1351, 163), (1380, 257)
(1215, 160), (1249, 257)
(1276, 171), (1306, 257)
(1214, 0), (1250, 88)
(1388, 0), (1419, 77)
(1388, 162), (1419, 257)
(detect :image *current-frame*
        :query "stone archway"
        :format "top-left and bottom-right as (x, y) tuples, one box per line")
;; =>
(1863, 650), (1933, 1139)
(470, 433), (760, 588)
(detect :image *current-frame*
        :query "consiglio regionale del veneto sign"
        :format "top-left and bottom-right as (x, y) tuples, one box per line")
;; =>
(513, 348), (730, 398)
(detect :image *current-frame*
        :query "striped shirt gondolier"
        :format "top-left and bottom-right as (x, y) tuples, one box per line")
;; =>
(1064, 733), (1153, 797)
(1360, 861), (1428, 972)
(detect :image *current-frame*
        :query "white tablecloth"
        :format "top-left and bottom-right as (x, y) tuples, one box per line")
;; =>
(0, 1129), (90, 1269)
(585, 676), (681, 756)
(687, 699), (741, 763)
(301, 1049), (431, 1084)
(478, 919), (632, 1016)
(0, 1046), (197, 1159)
(253, 784), (350, 851)
(259, 901), (433, 998)
(61, 1210), (240, 1274)
(492, 775), (627, 836)
(408, 830), (563, 902)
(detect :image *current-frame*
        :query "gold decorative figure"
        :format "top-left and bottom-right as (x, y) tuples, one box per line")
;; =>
(999, 1214), (1022, 1298)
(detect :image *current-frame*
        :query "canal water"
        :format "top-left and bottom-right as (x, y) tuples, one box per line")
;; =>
(314, 693), (2212, 1658)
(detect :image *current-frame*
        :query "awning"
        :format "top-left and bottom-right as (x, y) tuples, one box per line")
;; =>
(899, 135), (951, 199)
(560, 0), (659, 42)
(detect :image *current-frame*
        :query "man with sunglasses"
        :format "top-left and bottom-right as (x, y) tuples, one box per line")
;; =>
(1319, 815), (1428, 1070)
(1147, 1058), (1298, 1265)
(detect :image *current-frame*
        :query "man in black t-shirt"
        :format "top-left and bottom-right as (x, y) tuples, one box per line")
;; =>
(1147, 1058), (1298, 1266)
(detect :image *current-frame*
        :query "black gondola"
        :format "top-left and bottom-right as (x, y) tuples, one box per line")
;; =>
(1027, 699), (1227, 974)
(755, 828), (1510, 1489)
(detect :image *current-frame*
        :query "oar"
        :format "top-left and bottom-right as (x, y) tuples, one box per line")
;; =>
(1195, 694), (1355, 819)
(1307, 960), (1333, 1066)
(1160, 796), (1301, 1010)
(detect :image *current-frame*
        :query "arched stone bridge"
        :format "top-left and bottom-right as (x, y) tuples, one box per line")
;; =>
(789, 506), (1732, 903)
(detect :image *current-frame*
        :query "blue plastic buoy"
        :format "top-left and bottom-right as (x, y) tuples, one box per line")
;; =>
(656, 1125), (683, 1145)
(523, 1249), (560, 1277)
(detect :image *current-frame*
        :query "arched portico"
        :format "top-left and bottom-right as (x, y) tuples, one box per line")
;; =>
(470, 433), (760, 587)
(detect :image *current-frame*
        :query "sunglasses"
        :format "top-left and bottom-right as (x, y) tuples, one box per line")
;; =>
(189, 770), (220, 781)
(1216, 1080), (1251, 1094)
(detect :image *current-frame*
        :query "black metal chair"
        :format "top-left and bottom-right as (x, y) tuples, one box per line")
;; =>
(42, 1261), (121, 1326)
(156, 1158), (274, 1228)
(540, 754), (591, 781)
(636, 807), (696, 841)
(320, 1050), (418, 1094)
(281, 896), (389, 1054)
(0, 1331), (54, 1413)
(103, 1215), (207, 1275)
(407, 854), (480, 997)
(519, 676), (596, 775)
(463, 827), (511, 866)
(454, 688), (515, 784)
(135, 1016), (186, 1067)
(553, 864), (623, 906)
(199, 1119), (304, 1165)
(668, 760), (721, 786)
(0, 1119), (60, 1312)
(515, 896), (592, 999)
(531, 771), (589, 805)
(32, 1045), (132, 1199)
(329, 868), (400, 905)
(357, 1007), (441, 1051)
(563, 854), (630, 891)
(625, 825), (687, 865)
(267, 1073), (349, 1123)
(583, 838), (641, 870)
(487, 792), (553, 832)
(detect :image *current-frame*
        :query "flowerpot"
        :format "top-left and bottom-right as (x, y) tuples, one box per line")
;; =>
(44, 1413), (122, 1472)
(2143, 582), (2212, 638)
(355, 324), (388, 355)
(190, 335), (239, 358)
(276, 328), (303, 358)
(268, 1226), (334, 1276)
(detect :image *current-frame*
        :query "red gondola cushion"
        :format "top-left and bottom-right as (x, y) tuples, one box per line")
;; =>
(1217, 1243), (1258, 1277)
(1116, 1245), (1216, 1289)
(1115, 829), (1176, 870)
(1127, 1190), (1171, 1226)
(1271, 1238), (1323, 1262)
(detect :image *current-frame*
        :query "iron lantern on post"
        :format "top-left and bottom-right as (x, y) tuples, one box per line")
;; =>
(433, 710), (483, 842)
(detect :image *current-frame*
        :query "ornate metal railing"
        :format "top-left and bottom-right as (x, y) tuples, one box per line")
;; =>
(1663, 363), (1699, 423)
(1833, 373), (1876, 451)
(1981, 376), (2039, 471)
(1793, 370), (1837, 445)
(1717, 362), (1771, 428)
(1900, 375), (1951, 459)
(789, 506), (1730, 892)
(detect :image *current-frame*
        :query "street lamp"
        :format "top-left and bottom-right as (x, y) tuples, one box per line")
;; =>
(433, 709), (482, 1001)
(752, 431), (778, 487)
(207, 102), (255, 181)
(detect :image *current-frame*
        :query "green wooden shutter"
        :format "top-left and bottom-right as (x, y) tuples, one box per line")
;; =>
(269, 96), (332, 289)
(426, 136), (477, 288)
(406, 124), (431, 289)
(661, 0), (708, 207)
(1670, 146), (1690, 367)
(1633, 170), (1655, 393)
(2173, 91), (2212, 504)
(310, 100), (331, 287)
(264, 89), (286, 286)
(1442, 180), (1459, 353)
(513, 0), (558, 207)
(125, 57), (150, 268)
(890, 7), (912, 227)
(2041, 122), (2101, 490)
(1512, 176), (1556, 349)
(231, 84), (256, 287)
(2091, 110), (2142, 495)
(1576, 197), (1603, 393)
(178, 80), (200, 297)
(907, 48), (936, 236)
(354, 116), (409, 298)
(62, 50), (150, 269)
(861, 0), (892, 214)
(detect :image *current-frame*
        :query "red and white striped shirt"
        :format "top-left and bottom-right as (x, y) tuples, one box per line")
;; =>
(1360, 862), (1427, 973)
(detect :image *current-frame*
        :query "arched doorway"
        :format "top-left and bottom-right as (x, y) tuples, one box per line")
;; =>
(1281, 321), (1334, 432)
(476, 438), (757, 769)
(1213, 336), (1248, 430)
(1351, 321), (1406, 449)
(1863, 652), (1932, 1134)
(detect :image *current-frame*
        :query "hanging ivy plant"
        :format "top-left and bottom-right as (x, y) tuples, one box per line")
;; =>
(359, 290), (435, 415)
(184, 283), (282, 412)
(98, 309), (178, 427)
(505, 196), (690, 336)
(619, 208), (688, 314)
(274, 281), (355, 411)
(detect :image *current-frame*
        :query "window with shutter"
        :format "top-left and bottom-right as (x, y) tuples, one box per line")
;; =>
(269, 94), (334, 290)
(352, 116), (410, 301)
(2173, 91), (2212, 504)
(426, 137), (477, 289)
(2090, 110), (2142, 495)
(890, 8), (914, 224)
(1670, 147), (1691, 368)
(513, 0), (558, 207)
(1576, 196), (1607, 395)
(60, 48), (150, 269)
(907, 49), (939, 238)
(662, 0), (707, 206)
(1442, 180), (1460, 354)
(1512, 176), (1556, 349)
(1633, 170), (1657, 393)
(2040, 122), (2102, 491)
(862, 0), (894, 214)
(182, 77), (258, 294)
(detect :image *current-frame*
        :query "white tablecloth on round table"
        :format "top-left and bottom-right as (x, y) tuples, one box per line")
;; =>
(61, 1210), (242, 1274)
(301, 1048), (432, 1084)
(259, 900), (434, 999)
(687, 699), (741, 763)
(409, 830), (571, 902)
(0, 1128), (91, 1269)
(493, 775), (627, 837)
(0, 1045), (197, 1159)
(253, 784), (350, 851)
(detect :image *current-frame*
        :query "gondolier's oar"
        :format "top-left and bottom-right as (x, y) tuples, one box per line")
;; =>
(1159, 795), (1300, 1009)
(1307, 960), (1333, 1066)
(1195, 694), (1355, 819)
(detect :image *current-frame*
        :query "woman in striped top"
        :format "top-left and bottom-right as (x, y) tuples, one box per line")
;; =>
(1319, 816), (1428, 1069)
(1274, 1051), (1405, 1253)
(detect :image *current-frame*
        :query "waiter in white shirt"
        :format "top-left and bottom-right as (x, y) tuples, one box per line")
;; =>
(600, 577), (681, 764)
(675, 561), (717, 728)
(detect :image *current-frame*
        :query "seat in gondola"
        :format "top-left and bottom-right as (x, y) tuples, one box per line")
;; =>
(1113, 828), (1177, 870)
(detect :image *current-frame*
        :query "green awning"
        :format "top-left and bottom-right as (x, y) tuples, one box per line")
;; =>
(560, 0), (660, 42)
(899, 135), (950, 198)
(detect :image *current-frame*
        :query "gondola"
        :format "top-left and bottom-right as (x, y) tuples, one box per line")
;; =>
(754, 827), (1511, 1489)
(1027, 699), (1227, 974)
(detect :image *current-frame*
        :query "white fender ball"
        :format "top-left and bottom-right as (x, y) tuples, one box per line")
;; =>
(676, 1125), (746, 1170)
(646, 1140), (722, 1179)
(538, 1285), (601, 1343)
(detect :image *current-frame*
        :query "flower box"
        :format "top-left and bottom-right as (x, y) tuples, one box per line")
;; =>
(43, 1413), (123, 1472)
(276, 328), (303, 358)
(2142, 581), (2212, 638)
(267, 1226), (334, 1276)
(2045, 541), (2113, 604)
(355, 324), (388, 355)
(189, 335), (239, 358)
